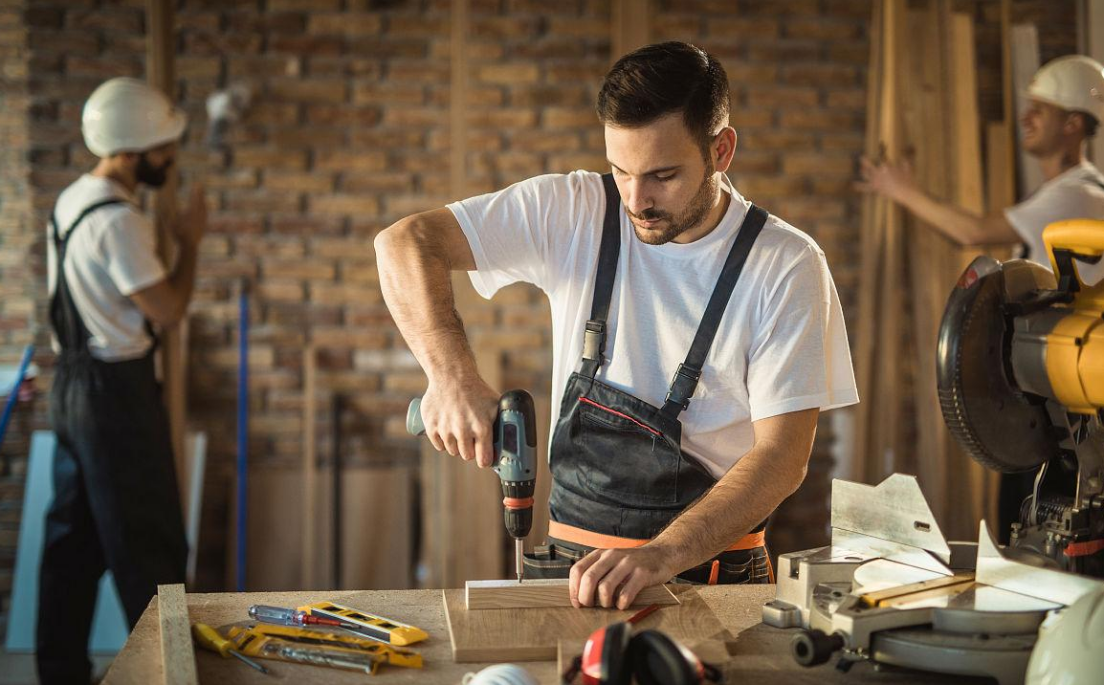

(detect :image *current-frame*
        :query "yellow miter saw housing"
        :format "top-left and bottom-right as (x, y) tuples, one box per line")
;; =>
(938, 219), (1104, 574)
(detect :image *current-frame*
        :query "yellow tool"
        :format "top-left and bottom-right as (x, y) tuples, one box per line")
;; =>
(223, 622), (424, 670)
(192, 622), (271, 675)
(297, 601), (429, 646)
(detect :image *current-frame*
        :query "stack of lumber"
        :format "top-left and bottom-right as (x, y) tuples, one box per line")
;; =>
(853, 0), (1015, 540)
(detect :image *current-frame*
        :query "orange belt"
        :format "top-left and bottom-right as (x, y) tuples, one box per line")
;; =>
(548, 520), (765, 552)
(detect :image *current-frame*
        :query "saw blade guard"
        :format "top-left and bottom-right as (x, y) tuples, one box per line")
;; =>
(937, 256), (1062, 472)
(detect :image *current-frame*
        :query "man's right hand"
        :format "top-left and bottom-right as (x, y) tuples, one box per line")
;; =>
(175, 182), (207, 249)
(420, 375), (500, 467)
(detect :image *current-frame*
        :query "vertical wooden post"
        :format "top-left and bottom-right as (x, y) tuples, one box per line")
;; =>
(146, 0), (188, 502)
(301, 345), (317, 588)
(611, 0), (650, 64)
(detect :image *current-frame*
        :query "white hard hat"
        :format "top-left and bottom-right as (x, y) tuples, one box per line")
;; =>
(1026, 55), (1104, 121)
(81, 77), (187, 157)
(1025, 586), (1104, 685)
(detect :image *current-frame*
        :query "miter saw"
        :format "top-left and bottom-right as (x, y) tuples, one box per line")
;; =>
(762, 220), (1104, 684)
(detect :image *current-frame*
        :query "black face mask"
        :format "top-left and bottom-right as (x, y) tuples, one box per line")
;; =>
(135, 152), (172, 188)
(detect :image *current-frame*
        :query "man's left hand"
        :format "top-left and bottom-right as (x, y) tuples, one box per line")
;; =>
(569, 545), (676, 610)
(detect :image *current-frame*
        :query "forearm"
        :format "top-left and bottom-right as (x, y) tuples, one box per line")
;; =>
(375, 218), (478, 384)
(892, 187), (1019, 246)
(650, 439), (808, 572)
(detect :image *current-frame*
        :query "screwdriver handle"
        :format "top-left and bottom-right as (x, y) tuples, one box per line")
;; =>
(193, 622), (233, 657)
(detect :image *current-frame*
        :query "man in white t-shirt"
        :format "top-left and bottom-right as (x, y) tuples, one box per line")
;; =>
(377, 42), (858, 609)
(39, 78), (206, 685)
(857, 55), (1104, 541)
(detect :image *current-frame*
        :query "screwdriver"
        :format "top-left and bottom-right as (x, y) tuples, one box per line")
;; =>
(249, 604), (344, 627)
(192, 622), (271, 675)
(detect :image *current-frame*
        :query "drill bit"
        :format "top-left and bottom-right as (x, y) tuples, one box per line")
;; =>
(516, 538), (524, 583)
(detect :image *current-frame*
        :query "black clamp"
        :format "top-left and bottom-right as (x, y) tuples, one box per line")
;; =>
(664, 363), (702, 412)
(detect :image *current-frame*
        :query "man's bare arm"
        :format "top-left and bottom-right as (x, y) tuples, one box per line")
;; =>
(374, 208), (499, 466)
(570, 407), (819, 609)
(856, 157), (1019, 246)
(130, 183), (207, 327)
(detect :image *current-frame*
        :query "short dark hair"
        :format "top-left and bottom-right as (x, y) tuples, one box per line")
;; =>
(597, 41), (730, 154)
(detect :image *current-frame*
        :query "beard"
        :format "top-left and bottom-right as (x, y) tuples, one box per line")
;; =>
(627, 162), (719, 246)
(135, 152), (172, 188)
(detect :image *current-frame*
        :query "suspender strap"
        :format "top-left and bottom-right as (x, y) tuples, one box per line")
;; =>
(580, 173), (623, 378)
(659, 204), (769, 422)
(52, 198), (126, 255)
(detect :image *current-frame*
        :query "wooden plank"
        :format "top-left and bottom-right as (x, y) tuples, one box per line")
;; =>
(611, 0), (650, 64)
(156, 584), (197, 685)
(450, 0), (468, 201)
(146, 0), (187, 500)
(445, 586), (724, 662)
(301, 345), (317, 589)
(464, 579), (678, 610)
(1011, 23), (1043, 198)
(526, 393), (552, 553)
(245, 466), (414, 591)
(851, 0), (884, 482)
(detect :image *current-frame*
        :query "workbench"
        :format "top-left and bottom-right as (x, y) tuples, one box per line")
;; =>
(103, 585), (989, 684)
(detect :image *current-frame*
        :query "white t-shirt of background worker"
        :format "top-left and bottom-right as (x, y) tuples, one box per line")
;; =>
(448, 171), (859, 479)
(46, 174), (166, 361)
(1005, 159), (1104, 285)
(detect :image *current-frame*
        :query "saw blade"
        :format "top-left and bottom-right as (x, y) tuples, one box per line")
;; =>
(937, 256), (1060, 472)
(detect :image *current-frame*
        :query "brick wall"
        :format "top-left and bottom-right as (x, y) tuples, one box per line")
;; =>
(0, 0), (40, 611)
(0, 0), (1081, 605)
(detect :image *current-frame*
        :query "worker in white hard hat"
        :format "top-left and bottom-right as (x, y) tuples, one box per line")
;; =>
(856, 55), (1104, 550)
(38, 77), (205, 685)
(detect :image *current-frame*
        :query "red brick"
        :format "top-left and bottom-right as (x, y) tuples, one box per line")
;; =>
(208, 215), (264, 235)
(256, 281), (305, 303)
(268, 0), (341, 9)
(225, 12), (306, 34)
(470, 16), (542, 39)
(350, 39), (428, 59)
(314, 328), (388, 349)
(466, 109), (538, 129)
(707, 17), (779, 38)
(549, 153), (607, 173)
(65, 9), (142, 32)
(203, 170), (259, 190)
(310, 283), (382, 306)
(353, 82), (425, 106)
(780, 109), (860, 130)
(264, 172), (335, 194)
(268, 79), (347, 104)
(234, 147), (308, 171)
(782, 153), (855, 176)
(388, 62), (449, 83)
(340, 172), (412, 194)
(386, 14), (448, 37)
(474, 62), (543, 85)
(382, 106), (446, 128)
(307, 13), (382, 36)
(224, 192), (302, 214)
(261, 259), (335, 281)
(269, 216), (344, 236)
(315, 150), (386, 172)
(546, 17), (607, 39)
(782, 64), (858, 88)
(309, 195), (381, 217)
(269, 127), (346, 148)
(651, 14), (701, 42)
(745, 86), (820, 108)
(306, 105), (381, 127)
(268, 35), (343, 55)
(728, 151), (780, 175)
(183, 32), (263, 55)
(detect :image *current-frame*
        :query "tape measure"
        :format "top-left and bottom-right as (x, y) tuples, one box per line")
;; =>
(297, 601), (429, 646)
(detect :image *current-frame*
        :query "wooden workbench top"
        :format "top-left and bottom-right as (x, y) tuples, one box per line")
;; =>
(103, 585), (985, 684)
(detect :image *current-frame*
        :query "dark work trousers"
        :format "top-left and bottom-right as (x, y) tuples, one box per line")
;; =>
(37, 200), (187, 685)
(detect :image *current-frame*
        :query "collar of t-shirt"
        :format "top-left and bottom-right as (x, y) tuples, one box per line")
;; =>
(58, 174), (139, 237)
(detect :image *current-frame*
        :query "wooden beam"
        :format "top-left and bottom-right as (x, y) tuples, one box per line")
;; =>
(465, 579), (678, 610)
(611, 0), (650, 64)
(157, 584), (197, 685)
(450, 0), (468, 201)
(146, 0), (187, 501)
(301, 344), (317, 589)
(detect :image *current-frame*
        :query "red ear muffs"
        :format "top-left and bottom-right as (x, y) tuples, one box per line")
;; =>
(629, 629), (722, 685)
(580, 621), (632, 685)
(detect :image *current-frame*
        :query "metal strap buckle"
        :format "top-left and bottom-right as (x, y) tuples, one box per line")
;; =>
(582, 320), (606, 364)
(665, 363), (701, 411)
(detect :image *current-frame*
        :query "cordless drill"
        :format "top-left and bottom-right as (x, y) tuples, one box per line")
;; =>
(406, 389), (537, 582)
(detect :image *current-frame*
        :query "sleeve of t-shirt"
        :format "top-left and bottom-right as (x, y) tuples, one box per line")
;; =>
(99, 208), (168, 296)
(745, 245), (859, 421)
(447, 172), (589, 298)
(1004, 181), (1104, 247)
